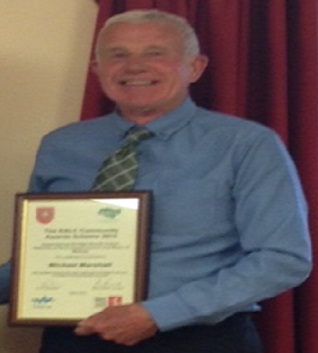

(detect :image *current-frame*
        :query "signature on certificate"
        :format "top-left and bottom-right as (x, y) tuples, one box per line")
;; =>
(36, 281), (61, 290)
(92, 279), (124, 290)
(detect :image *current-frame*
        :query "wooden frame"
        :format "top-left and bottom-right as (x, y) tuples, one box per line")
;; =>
(9, 191), (150, 326)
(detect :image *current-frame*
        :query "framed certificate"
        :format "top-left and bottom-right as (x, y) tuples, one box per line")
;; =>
(9, 192), (150, 326)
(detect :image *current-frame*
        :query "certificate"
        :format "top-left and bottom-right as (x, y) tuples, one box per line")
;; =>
(9, 192), (150, 326)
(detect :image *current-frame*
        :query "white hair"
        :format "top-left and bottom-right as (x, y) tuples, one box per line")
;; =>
(95, 9), (200, 60)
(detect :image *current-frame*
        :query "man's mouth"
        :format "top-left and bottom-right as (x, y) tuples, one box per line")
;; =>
(119, 80), (159, 86)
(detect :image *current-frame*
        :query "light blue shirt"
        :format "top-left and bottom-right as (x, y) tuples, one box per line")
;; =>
(0, 98), (311, 331)
(0, 262), (11, 303)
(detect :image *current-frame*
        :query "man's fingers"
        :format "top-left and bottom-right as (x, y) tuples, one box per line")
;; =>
(74, 322), (95, 336)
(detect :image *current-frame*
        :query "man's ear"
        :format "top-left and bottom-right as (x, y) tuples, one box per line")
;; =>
(90, 59), (99, 76)
(189, 54), (209, 83)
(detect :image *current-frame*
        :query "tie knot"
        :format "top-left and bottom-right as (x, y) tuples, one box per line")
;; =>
(126, 126), (153, 144)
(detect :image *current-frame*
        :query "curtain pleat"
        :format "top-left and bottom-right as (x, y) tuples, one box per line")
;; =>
(81, 1), (318, 352)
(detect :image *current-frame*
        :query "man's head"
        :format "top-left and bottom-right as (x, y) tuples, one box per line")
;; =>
(92, 9), (208, 124)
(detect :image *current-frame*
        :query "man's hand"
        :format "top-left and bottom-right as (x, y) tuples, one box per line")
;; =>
(74, 303), (158, 346)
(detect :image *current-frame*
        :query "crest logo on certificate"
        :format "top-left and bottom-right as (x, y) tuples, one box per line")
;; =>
(36, 207), (55, 224)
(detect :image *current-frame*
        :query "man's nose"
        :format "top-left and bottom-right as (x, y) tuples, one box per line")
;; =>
(124, 55), (147, 72)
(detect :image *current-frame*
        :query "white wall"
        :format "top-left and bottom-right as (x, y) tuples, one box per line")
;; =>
(0, 1), (98, 352)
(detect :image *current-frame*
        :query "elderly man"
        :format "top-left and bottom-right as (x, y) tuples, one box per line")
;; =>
(0, 9), (311, 353)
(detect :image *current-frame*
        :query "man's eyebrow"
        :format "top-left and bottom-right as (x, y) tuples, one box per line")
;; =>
(146, 45), (166, 50)
(103, 46), (127, 52)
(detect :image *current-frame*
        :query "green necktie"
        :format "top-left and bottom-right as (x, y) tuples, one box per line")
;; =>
(92, 126), (153, 191)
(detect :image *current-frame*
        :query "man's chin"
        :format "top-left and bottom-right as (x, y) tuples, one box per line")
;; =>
(117, 103), (167, 123)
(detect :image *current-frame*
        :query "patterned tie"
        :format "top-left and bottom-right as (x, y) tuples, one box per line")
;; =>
(91, 126), (153, 191)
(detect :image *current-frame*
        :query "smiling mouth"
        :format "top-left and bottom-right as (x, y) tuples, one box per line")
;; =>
(119, 80), (159, 86)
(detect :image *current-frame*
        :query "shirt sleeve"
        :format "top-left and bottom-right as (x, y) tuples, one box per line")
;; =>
(0, 139), (46, 305)
(0, 261), (11, 304)
(142, 130), (312, 331)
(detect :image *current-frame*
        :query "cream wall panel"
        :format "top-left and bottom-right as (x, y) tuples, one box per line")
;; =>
(0, 1), (98, 352)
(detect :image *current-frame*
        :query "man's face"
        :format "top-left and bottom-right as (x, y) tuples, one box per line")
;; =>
(93, 21), (207, 122)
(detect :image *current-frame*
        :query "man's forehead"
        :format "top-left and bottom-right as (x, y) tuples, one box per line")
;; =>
(102, 44), (170, 51)
(100, 21), (178, 40)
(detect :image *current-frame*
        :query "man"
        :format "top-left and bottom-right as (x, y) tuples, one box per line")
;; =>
(0, 9), (312, 353)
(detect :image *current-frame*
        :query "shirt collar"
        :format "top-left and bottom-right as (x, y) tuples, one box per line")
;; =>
(109, 98), (197, 141)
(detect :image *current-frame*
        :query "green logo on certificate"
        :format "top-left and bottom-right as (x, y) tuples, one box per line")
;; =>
(98, 208), (121, 219)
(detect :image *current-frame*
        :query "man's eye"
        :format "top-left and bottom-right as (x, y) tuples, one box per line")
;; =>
(101, 51), (128, 60)
(147, 51), (164, 57)
(112, 52), (128, 59)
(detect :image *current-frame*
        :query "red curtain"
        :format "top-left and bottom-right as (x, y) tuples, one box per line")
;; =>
(81, 1), (318, 352)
